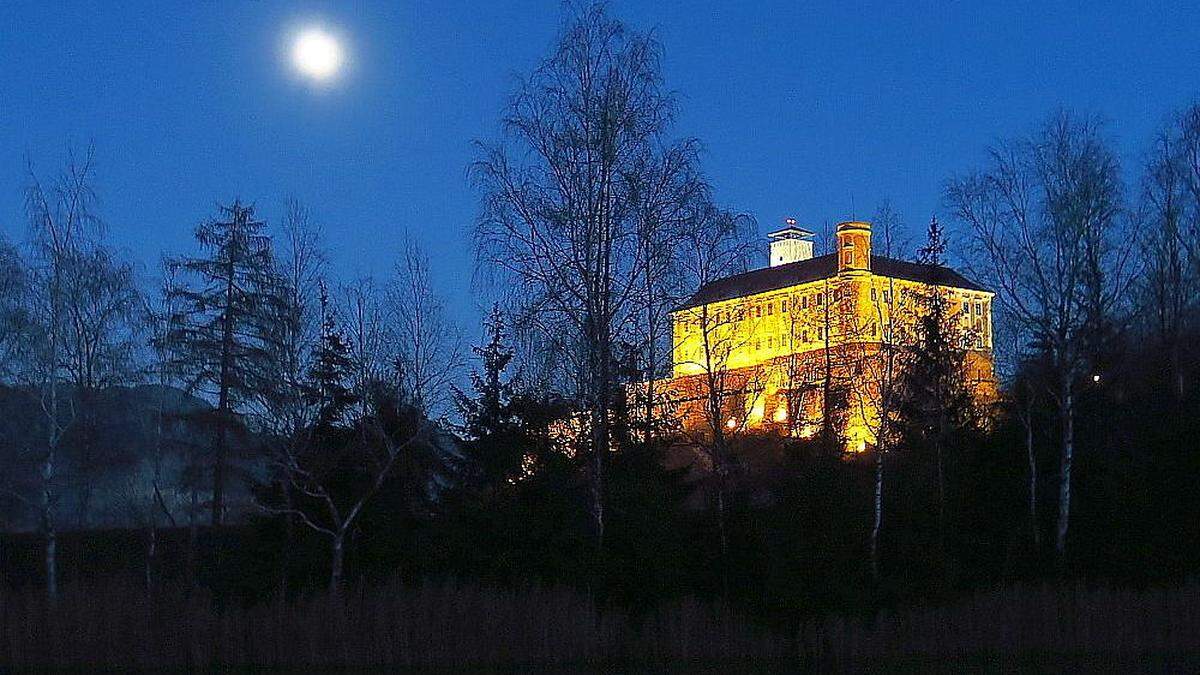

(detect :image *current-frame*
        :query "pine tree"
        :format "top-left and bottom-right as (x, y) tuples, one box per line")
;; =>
(164, 200), (286, 525)
(896, 217), (978, 562)
(454, 304), (522, 487)
(306, 279), (357, 428)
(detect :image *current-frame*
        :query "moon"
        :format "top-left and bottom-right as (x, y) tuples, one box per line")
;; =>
(293, 29), (342, 81)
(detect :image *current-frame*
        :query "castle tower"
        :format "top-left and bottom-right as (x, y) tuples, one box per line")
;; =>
(767, 218), (815, 267)
(836, 221), (871, 274)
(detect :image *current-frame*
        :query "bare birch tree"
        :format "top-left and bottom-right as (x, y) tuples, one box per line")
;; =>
(21, 146), (101, 598)
(671, 204), (756, 572)
(60, 245), (143, 527)
(259, 285), (436, 590)
(1140, 105), (1199, 402)
(389, 237), (463, 419)
(472, 4), (696, 546)
(946, 112), (1127, 558)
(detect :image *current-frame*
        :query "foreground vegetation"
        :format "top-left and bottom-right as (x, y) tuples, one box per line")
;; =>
(1, 579), (1197, 669)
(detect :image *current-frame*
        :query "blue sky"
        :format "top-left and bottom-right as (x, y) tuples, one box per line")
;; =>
(2, 1), (1198, 331)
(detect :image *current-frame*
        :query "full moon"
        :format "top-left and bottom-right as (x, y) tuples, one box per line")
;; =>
(293, 29), (342, 81)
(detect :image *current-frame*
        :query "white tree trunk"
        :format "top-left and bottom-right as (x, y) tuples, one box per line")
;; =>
(1055, 379), (1074, 557)
(1025, 402), (1039, 547)
(870, 447), (883, 580)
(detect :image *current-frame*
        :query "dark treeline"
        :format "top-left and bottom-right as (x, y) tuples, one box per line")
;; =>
(2, 2), (1200, 667)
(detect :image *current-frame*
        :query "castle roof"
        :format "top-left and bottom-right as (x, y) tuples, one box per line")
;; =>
(675, 253), (989, 311)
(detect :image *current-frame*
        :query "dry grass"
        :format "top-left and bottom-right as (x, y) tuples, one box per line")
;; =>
(0, 581), (785, 669)
(802, 583), (1200, 669)
(1, 581), (1198, 669)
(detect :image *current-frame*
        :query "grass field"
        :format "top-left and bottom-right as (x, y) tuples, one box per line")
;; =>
(2, 580), (1198, 670)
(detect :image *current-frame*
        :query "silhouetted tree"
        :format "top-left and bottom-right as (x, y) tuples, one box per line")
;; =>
(473, 3), (705, 548)
(946, 112), (1128, 558)
(454, 303), (522, 488)
(164, 200), (286, 525)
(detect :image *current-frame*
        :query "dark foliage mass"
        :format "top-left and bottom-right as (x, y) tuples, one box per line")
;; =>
(3, 2), (1200, 669)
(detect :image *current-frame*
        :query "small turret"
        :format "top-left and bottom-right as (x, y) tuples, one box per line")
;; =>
(836, 220), (871, 274)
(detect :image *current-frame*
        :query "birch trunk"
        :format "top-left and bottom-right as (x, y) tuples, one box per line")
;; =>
(1024, 397), (1039, 547)
(1055, 378), (1074, 557)
(870, 446), (883, 580)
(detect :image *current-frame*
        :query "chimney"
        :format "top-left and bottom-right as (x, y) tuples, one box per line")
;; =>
(767, 218), (815, 267)
(836, 220), (872, 274)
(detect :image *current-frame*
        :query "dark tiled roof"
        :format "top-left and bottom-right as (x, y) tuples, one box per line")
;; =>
(675, 253), (989, 311)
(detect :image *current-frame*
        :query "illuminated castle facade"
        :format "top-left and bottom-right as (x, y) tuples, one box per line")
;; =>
(660, 220), (995, 451)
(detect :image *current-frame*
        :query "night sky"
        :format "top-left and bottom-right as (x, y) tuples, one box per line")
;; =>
(2, 0), (1199, 328)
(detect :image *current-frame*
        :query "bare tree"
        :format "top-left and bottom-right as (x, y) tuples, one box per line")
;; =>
(854, 203), (907, 580)
(341, 276), (390, 418)
(260, 286), (433, 591)
(0, 235), (28, 384)
(1141, 106), (1199, 401)
(946, 112), (1128, 558)
(472, 4), (697, 546)
(670, 204), (756, 575)
(272, 201), (327, 439)
(389, 237), (464, 419)
(59, 245), (144, 527)
(20, 146), (101, 598)
(628, 140), (710, 435)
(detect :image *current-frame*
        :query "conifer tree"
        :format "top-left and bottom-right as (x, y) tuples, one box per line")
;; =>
(164, 200), (286, 525)
(307, 279), (357, 428)
(454, 303), (522, 487)
(897, 217), (977, 549)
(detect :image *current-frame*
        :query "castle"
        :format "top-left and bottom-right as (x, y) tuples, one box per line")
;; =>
(658, 220), (995, 451)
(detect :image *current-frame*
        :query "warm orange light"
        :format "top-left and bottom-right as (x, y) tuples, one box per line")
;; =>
(726, 418), (737, 429)
(773, 407), (788, 423)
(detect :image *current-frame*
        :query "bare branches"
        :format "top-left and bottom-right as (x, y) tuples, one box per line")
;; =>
(389, 236), (464, 420)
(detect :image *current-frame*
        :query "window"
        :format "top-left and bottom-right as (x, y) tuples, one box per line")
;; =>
(817, 293), (824, 306)
(801, 296), (808, 309)
(767, 302), (774, 316)
(781, 298), (789, 313)
(871, 287), (877, 302)
(883, 290), (891, 303)
(818, 326), (824, 340)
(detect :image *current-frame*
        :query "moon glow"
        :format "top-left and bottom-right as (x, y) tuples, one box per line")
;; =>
(293, 29), (342, 81)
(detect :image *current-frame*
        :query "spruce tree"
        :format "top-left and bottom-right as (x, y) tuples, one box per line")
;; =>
(454, 304), (522, 487)
(307, 279), (357, 428)
(896, 217), (978, 561)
